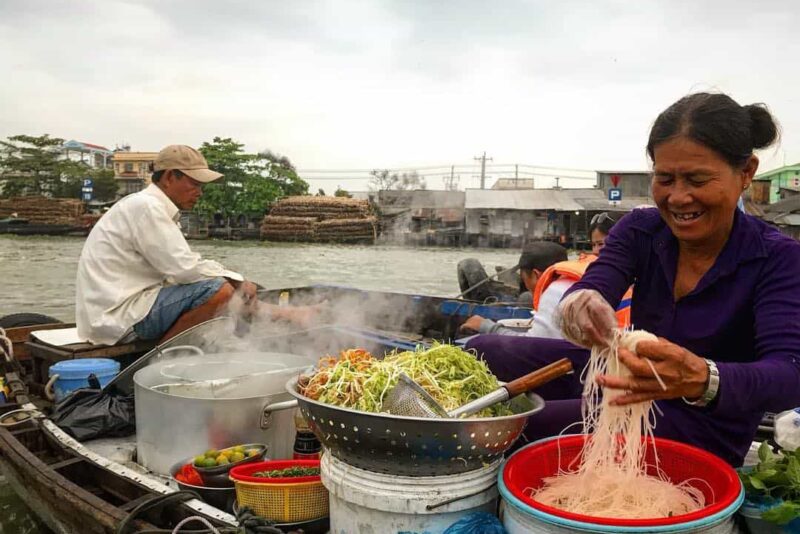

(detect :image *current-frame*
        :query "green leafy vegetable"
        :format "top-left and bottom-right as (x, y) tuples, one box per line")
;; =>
(299, 344), (513, 417)
(252, 466), (320, 478)
(740, 442), (800, 525)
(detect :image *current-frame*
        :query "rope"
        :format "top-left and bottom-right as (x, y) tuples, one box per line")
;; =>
(0, 327), (13, 363)
(0, 408), (41, 427)
(115, 491), (235, 534)
(170, 516), (221, 534)
(116, 493), (282, 534)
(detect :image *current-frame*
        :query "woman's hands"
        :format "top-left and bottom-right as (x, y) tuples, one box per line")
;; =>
(597, 337), (710, 406)
(558, 289), (617, 348)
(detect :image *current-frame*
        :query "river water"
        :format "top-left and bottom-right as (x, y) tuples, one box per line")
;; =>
(0, 234), (521, 532)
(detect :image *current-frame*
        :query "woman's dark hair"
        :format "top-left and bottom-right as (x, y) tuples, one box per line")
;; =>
(646, 92), (779, 168)
(589, 212), (616, 237)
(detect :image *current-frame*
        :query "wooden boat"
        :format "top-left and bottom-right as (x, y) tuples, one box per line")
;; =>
(0, 285), (531, 533)
(0, 217), (85, 237)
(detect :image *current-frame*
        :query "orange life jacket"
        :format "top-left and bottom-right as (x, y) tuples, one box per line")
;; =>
(532, 255), (632, 328)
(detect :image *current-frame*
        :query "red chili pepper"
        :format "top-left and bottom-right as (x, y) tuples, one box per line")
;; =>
(177, 463), (203, 486)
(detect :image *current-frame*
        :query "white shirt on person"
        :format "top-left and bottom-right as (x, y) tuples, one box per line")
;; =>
(526, 279), (574, 338)
(75, 184), (242, 345)
(477, 278), (574, 338)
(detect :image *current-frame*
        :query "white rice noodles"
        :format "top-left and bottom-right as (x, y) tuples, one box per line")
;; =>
(531, 329), (706, 519)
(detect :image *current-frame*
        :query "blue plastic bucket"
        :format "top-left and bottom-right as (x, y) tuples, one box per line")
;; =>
(48, 358), (120, 402)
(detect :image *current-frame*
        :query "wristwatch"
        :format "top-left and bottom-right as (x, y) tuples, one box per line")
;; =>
(683, 359), (720, 407)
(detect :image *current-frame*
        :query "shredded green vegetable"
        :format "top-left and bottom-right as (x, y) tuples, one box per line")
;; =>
(252, 467), (320, 478)
(300, 344), (513, 417)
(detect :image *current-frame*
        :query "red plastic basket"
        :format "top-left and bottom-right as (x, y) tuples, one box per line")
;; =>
(229, 460), (321, 484)
(502, 435), (741, 527)
(229, 460), (326, 523)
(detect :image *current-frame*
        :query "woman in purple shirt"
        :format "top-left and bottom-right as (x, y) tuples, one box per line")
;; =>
(467, 93), (800, 466)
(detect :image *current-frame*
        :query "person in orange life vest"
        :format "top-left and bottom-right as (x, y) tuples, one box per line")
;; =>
(459, 242), (567, 335)
(460, 213), (631, 337)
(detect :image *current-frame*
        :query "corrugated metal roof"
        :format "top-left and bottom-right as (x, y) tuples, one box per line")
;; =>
(773, 214), (800, 226)
(379, 190), (464, 210)
(574, 196), (654, 211)
(464, 188), (602, 211)
(765, 196), (800, 214)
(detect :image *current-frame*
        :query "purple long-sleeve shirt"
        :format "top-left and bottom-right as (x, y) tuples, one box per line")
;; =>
(567, 207), (800, 464)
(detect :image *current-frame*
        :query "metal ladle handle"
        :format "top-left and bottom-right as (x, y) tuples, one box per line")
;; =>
(448, 358), (573, 418)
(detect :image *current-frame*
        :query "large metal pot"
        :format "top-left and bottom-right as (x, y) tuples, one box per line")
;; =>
(134, 350), (314, 475)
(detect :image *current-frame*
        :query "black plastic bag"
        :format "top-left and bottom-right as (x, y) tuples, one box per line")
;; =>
(49, 374), (135, 441)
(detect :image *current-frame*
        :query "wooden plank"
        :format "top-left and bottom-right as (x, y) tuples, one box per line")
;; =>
(49, 456), (85, 470)
(6, 323), (74, 361)
(0, 424), (155, 533)
(26, 339), (156, 362)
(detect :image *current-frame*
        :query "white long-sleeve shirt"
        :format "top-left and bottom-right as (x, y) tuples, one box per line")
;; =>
(477, 279), (574, 339)
(76, 184), (242, 345)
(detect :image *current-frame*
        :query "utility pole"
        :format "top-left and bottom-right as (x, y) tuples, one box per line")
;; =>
(514, 164), (519, 188)
(555, 176), (560, 189)
(474, 151), (493, 189)
(443, 165), (460, 191)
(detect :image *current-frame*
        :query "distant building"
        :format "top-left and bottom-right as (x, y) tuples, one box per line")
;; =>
(755, 164), (800, 204)
(464, 188), (596, 248)
(377, 190), (465, 246)
(112, 150), (158, 196)
(762, 196), (800, 240)
(62, 140), (113, 169)
(595, 171), (651, 198)
(491, 178), (535, 190)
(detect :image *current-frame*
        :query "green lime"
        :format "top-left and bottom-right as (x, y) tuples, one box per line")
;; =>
(246, 449), (260, 458)
(202, 457), (217, 468)
(204, 449), (218, 458)
(193, 455), (206, 466)
(233, 445), (245, 454)
(230, 452), (245, 463)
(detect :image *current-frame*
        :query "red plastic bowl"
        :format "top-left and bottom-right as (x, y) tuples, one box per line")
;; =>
(502, 435), (741, 527)
(229, 460), (321, 485)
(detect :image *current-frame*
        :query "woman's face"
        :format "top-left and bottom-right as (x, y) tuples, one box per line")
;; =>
(651, 136), (757, 247)
(590, 228), (608, 254)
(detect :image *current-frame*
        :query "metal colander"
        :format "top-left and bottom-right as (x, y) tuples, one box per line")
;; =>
(285, 376), (545, 476)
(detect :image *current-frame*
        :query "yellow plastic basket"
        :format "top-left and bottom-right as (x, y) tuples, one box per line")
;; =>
(230, 461), (328, 523)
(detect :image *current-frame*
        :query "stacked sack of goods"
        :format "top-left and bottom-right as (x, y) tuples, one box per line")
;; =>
(0, 197), (84, 226)
(260, 196), (377, 244)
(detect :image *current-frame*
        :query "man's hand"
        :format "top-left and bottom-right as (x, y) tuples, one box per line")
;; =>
(268, 301), (329, 328)
(229, 279), (259, 313)
(597, 337), (709, 405)
(459, 315), (485, 334)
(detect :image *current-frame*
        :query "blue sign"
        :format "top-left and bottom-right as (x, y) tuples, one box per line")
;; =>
(608, 188), (622, 202)
(82, 192), (93, 201)
(82, 178), (93, 188)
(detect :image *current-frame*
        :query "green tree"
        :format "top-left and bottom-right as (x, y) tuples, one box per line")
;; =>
(334, 186), (352, 198)
(194, 137), (309, 217)
(59, 167), (118, 202)
(0, 134), (86, 197)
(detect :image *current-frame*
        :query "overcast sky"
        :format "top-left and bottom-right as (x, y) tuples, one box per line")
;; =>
(1, 0), (798, 191)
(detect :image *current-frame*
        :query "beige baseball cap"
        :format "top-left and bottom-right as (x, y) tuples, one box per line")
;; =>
(153, 145), (223, 183)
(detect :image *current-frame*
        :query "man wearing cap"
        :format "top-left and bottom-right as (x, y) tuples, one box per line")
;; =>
(76, 145), (261, 344)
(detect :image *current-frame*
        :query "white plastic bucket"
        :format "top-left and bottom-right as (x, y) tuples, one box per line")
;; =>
(321, 452), (500, 534)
